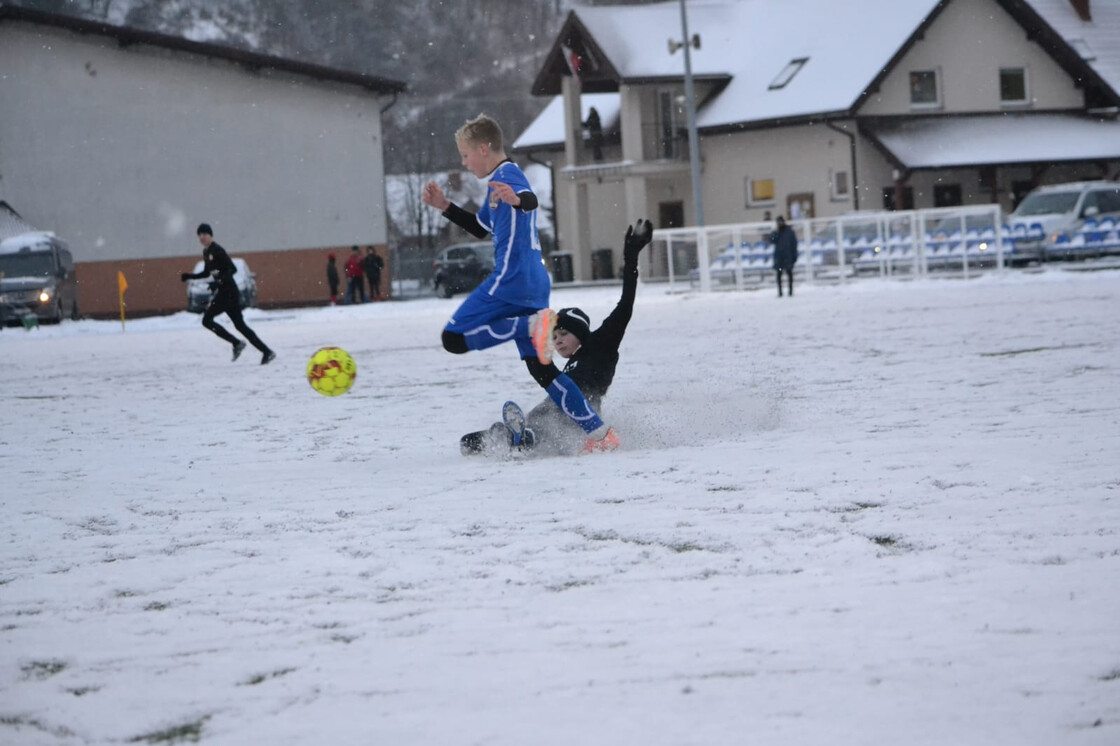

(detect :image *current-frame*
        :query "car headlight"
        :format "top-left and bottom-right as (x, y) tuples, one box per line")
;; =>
(39, 289), (52, 302)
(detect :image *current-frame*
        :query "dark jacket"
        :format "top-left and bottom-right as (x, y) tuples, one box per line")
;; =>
(327, 259), (340, 287)
(771, 225), (799, 271)
(363, 252), (383, 278)
(559, 257), (639, 410)
(523, 253), (640, 454)
(184, 242), (239, 306)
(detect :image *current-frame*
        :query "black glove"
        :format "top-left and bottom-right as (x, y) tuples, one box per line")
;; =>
(623, 219), (653, 265)
(180, 272), (191, 282)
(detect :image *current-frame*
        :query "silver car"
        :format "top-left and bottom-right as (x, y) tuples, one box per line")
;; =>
(186, 256), (258, 313)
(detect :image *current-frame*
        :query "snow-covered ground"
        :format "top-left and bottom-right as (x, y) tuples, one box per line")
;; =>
(2, 269), (1118, 745)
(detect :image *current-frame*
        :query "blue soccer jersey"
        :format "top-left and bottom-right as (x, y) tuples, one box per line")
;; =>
(475, 161), (550, 308)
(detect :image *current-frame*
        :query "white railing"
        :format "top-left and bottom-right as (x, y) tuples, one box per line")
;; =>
(648, 205), (1017, 292)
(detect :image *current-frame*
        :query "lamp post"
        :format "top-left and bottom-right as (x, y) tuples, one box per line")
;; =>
(669, 0), (704, 228)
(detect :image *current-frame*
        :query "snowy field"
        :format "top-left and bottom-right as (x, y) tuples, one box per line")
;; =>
(2, 268), (1119, 745)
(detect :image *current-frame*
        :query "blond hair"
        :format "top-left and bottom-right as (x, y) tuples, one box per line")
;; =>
(455, 113), (504, 153)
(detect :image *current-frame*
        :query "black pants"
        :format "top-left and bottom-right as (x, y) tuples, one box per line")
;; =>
(202, 285), (269, 352)
(368, 273), (381, 299)
(776, 268), (793, 296)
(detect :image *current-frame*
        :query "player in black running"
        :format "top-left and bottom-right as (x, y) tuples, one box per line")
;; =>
(180, 223), (275, 364)
(461, 219), (652, 456)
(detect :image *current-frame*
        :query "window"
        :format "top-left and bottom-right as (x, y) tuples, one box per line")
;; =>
(769, 57), (808, 90)
(1000, 67), (1028, 105)
(1083, 188), (1120, 217)
(746, 177), (775, 207)
(909, 69), (940, 108)
(830, 169), (850, 201)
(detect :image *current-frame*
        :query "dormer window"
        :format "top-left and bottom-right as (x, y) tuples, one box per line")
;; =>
(769, 58), (808, 90)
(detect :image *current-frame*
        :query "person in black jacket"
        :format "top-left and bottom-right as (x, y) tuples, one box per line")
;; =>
(180, 223), (275, 364)
(363, 246), (384, 301)
(461, 219), (652, 456)
(770, 215), (799, 297)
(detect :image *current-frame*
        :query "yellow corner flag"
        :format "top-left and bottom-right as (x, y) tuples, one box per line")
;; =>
(117, 270), (128, 331)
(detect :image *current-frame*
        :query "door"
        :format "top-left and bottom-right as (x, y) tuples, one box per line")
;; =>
(934, 184), (962, 207)
(659, 201), (684, 229)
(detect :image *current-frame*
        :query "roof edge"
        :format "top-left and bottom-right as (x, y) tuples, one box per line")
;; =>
(0, 4), (406, 95)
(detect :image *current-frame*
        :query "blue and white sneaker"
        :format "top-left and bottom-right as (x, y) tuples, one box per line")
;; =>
(502, 400), (527, 447)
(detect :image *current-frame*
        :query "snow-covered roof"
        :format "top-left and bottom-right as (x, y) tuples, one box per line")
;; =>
(0, 230), (56, 254)
(866, 113), (1120, 169)
(513, 93), (620, 151)
(0, 5), (405, 95)
(1024, 0), (1120, 104)
(563, 0), (943, 128)
(521, 0), (1120, 149)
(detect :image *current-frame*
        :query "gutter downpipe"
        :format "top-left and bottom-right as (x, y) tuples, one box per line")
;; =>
(825, 120), (859, 210)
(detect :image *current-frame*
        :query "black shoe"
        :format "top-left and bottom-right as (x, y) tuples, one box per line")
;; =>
(232, 341), (247, 361)
(261, 350), (276, 365)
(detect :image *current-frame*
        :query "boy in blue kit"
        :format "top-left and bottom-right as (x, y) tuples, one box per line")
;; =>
(421, 114), (618, 452)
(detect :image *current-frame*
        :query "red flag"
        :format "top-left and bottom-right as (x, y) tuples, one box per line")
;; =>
(561, 44), (581, 84)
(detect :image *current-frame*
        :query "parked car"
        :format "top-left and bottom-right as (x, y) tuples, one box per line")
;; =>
(432, 241), (494, 298)
(0, 231), (79, 325)
(186, 257), (258, 312)
(1006, 180), (1120, 259)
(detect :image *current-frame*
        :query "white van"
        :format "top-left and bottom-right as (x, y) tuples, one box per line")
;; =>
(1007, 180), (1120, 259)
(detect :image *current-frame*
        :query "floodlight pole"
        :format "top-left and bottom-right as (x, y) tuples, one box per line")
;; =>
(676, 0), (704, 228)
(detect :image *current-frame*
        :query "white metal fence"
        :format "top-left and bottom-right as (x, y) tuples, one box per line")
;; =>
(648, 205), (1032, 293)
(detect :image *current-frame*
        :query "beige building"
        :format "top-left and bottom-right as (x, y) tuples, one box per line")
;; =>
(0, 6), (404, 316)
(514, 0), (1120, 282)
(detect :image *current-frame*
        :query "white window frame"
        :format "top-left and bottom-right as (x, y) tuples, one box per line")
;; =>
(830, 169), (851, 201)
(999, 66), (1030, 106)
(909, 69), (941, 110)
(745, 176), (776, 208)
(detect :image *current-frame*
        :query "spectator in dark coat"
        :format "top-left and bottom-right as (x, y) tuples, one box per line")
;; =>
(363, 246), (384, 301)
(584, 106), (604, 161)
(770, 216), (799, 297)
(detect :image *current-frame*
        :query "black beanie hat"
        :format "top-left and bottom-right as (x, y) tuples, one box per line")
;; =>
(556, 307), (591, 343)
(196, 223), (213, 236)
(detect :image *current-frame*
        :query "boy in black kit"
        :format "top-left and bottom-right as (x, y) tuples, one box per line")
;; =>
(180, 223), (275, 365)
(461, 219), (652, 456)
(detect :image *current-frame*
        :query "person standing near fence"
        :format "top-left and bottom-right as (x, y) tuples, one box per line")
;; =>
(770, 216), (799, 297)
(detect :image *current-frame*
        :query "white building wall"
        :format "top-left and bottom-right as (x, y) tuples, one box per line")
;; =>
(701, 125), (855, 224)
(860, 0), (1082, 116)
(0, 22), (390, 263)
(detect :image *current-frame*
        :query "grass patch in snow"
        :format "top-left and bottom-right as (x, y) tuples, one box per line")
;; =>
(127, 716), (209, 744)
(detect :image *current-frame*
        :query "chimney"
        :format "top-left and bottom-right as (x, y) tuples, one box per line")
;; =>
(1069, 0), (1091, 22)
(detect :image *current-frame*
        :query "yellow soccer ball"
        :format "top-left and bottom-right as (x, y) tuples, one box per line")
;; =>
(306, 346), (357, 396)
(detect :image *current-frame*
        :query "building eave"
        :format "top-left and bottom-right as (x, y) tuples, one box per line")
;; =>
(0, 4), (407, 95)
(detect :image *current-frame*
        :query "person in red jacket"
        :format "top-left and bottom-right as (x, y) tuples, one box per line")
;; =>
(344, 245), (366, 304)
